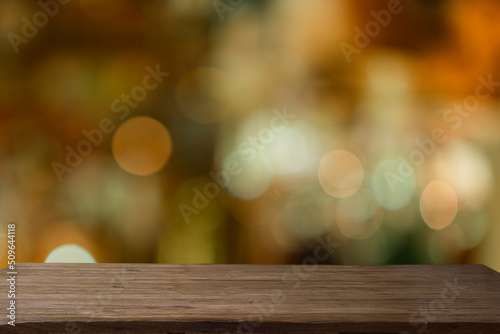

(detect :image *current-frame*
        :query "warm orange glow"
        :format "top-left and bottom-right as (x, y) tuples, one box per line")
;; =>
(318, 150), (364, 198)
(112, 116), (172, 176)
(35, 221), (100, 263)
(420, 180), (458, 230)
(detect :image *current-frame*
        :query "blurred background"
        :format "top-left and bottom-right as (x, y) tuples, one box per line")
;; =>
(1, 0), (500, 270)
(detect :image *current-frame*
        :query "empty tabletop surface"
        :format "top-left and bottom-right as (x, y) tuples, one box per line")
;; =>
(1, 263), (499, 333)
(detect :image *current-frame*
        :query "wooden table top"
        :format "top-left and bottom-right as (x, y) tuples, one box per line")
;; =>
(1, 263), (499, 333)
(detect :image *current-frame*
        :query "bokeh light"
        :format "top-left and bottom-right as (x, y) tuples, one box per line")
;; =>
(223, 150), (273, 200)
(45, 244), (96, 263)
(420, 180), (458, 230)
(371, 159), (416, 210)
(34, 221), (101, 263)
(261, 126), (309, 175)
(434, 141), (493, 209)
(112, 116), (172, 176)
(318, 149), (364, 198)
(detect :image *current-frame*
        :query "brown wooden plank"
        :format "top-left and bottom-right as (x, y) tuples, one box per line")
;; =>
(0, 263), (499, 333)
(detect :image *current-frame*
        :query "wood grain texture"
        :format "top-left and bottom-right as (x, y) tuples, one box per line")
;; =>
(0, 263), (499, 333)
